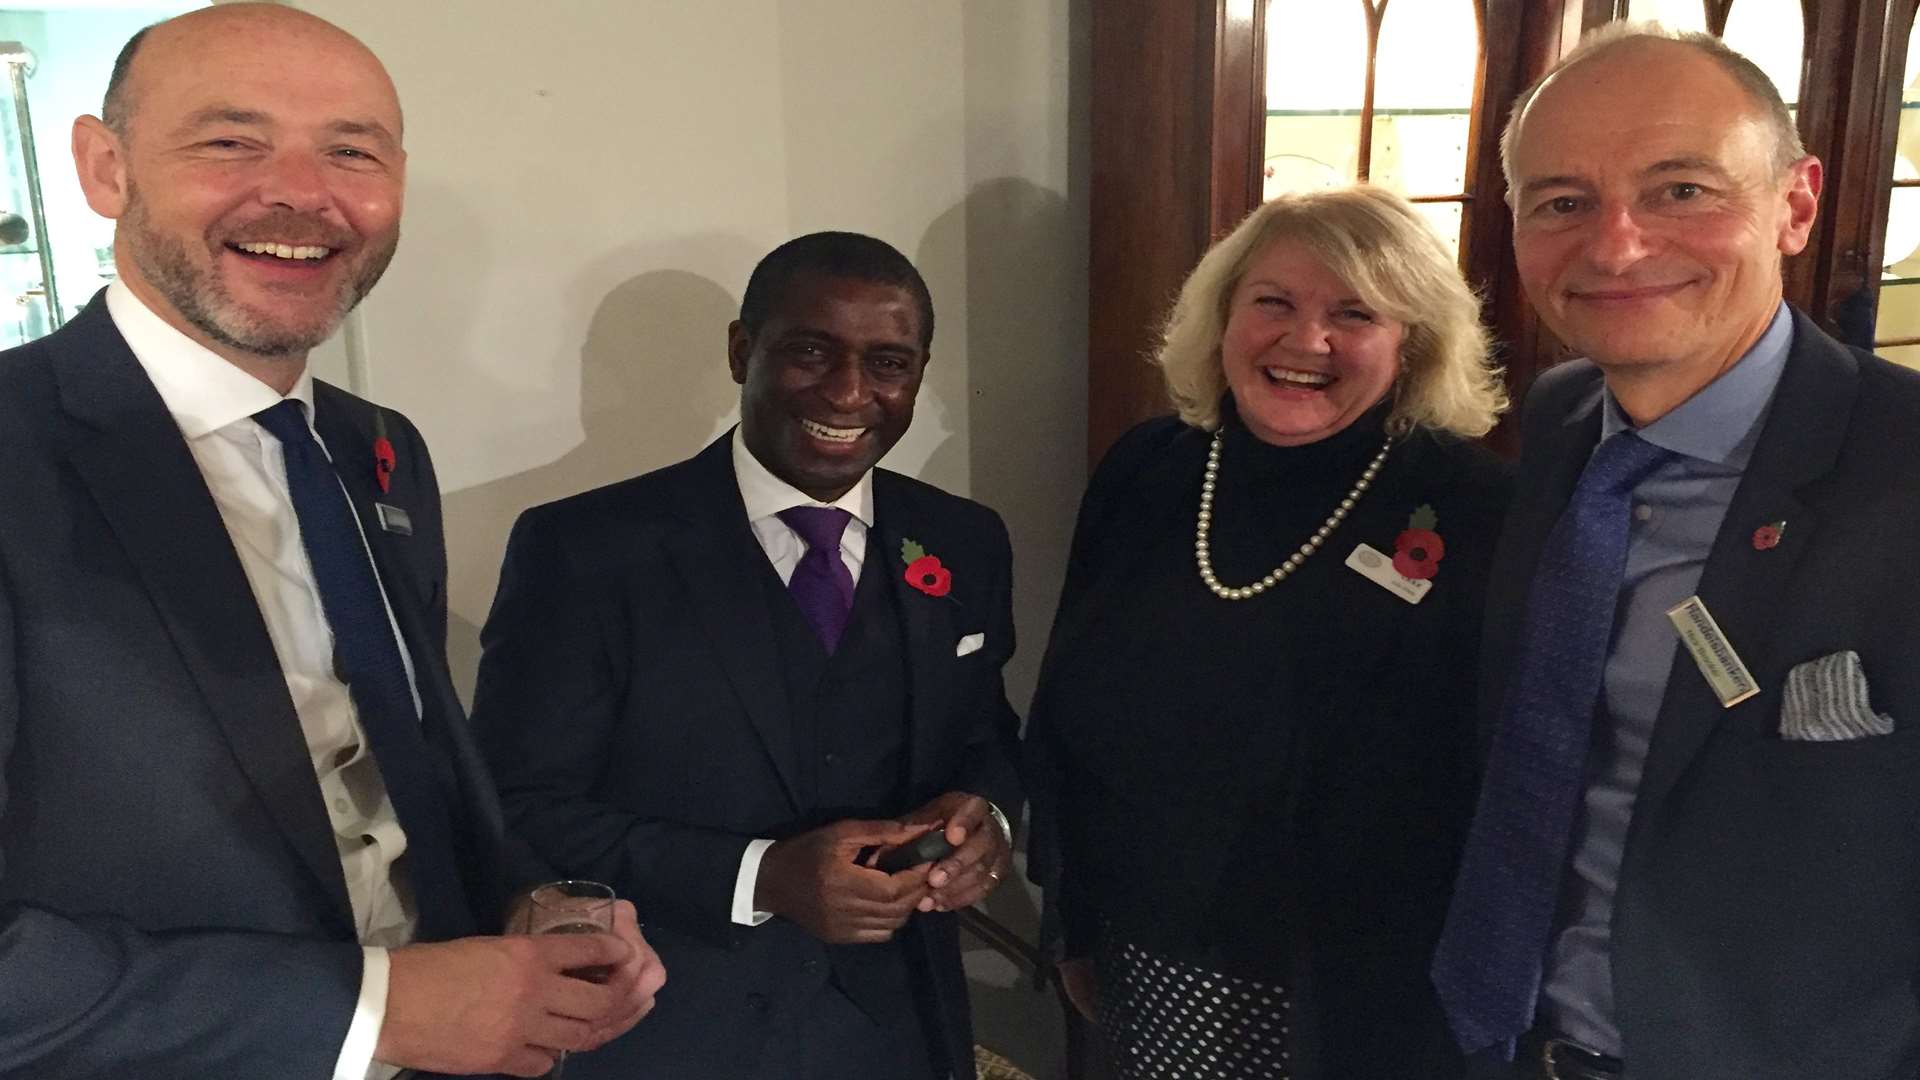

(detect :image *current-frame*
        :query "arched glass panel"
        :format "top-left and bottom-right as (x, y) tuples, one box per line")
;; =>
(1261, 0), (1480, 260)
(1370, 0), (1479, 257)
(1262, 0), (1368, 200)
(1624, 0), (1710, 33)
(1876, 13), (1920, 370)
(1720, 0), (1807, 110)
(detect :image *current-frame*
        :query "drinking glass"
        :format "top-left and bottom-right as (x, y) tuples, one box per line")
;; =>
(524, 880), (616, 1078)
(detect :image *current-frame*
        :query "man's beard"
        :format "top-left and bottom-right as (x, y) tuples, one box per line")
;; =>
(120, 184), (398, 357)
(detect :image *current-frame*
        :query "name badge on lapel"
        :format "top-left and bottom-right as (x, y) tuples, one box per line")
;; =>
(1666, 595), (1758, 707)
(1345, 543), (1430, 605)
(375, 503), (413, 536)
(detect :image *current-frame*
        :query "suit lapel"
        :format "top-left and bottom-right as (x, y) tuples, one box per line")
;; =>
(310, 397), (466, 758)
(54, 303), (355, 933)
(873, 473), (956, 792)
(663, 437), (805, 811)
(1636, 313), (1857, 817)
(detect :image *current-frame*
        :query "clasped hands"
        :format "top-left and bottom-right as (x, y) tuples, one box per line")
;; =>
(755, 791), (1012, 945)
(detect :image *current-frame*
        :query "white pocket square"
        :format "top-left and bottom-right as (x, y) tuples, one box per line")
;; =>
(955, 633), (985, 657)
(1779, 650), (1894, 741)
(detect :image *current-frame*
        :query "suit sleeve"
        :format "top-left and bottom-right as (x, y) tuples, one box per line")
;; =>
(949, 506), (1023, 817)
(390, 412), (551, 911)
(472, 509), (754, 948)
(1022, 420), (1182, 961)
(0, 546), (362, 1079)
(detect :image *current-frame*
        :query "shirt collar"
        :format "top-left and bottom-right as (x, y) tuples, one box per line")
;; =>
(106, 279), (315, 440)
(731, 425), (874, 527)
(1600, 300), (1793, 469)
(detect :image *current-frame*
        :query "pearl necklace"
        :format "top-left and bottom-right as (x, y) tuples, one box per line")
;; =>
(1195, 429), (1394, 600)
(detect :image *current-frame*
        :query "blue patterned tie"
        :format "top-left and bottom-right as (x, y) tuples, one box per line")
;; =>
(778, 506), (856, 653)
(1432, 430), (1674, 1058)
(254, 401), (471, 940)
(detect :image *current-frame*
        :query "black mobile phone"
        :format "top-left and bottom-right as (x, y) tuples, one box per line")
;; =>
(875, 831), (957, 873)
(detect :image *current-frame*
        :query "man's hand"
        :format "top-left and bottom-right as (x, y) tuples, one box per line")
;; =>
(588, 900), (667, 1044)
(755, 818), (934, 944)
(896, 791), (1011, 913)
(1057, 956), (1099, 1023)
(375, 931), (639, 1077)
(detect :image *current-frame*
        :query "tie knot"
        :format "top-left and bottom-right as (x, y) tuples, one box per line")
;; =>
(778, 506), (853, 552)
(253, 399), (313, 446)
(1582, 431), (1673, 497)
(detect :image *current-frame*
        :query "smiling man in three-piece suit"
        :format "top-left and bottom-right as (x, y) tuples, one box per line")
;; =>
(0, 7), (661, 1078)
(472, 231), (1023, 1080)
(1432, 24), (1920, 1080)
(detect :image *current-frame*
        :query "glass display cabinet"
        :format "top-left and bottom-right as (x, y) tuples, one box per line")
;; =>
(0, 40), (61, 350)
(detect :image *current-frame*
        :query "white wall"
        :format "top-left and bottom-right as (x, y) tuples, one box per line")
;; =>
(296, 0), (1089, 712)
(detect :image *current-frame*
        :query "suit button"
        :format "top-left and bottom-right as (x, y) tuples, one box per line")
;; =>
(801, 958), (820, 975)
(823, 753), (837, 766)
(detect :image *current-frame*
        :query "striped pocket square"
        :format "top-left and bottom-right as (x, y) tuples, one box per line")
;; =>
(1779, 650), (1894, 741)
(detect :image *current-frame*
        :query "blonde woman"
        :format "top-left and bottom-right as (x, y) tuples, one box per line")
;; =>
(1026, 185), (1511, 1079)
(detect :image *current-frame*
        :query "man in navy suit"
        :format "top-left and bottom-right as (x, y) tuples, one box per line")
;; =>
(0, 6), (660, 1077)
(473, 232), (1023, 1079)
(1437, 23), (1920, 1080)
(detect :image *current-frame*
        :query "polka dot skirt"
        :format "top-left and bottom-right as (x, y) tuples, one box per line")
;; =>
(1094, 937), (1291, 1079)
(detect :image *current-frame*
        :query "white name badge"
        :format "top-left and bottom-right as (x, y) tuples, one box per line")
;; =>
(1346, 543), (1431, 605)
(1666, 595), (1759, 707)
(375, 502), (414, 536)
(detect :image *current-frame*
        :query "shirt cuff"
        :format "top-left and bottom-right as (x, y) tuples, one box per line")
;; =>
(334, 946), (389, 1080)
(732, 838), (777, 926)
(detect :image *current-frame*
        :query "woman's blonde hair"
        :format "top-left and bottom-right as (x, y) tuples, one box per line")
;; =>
(1153, 184), (1507, 437)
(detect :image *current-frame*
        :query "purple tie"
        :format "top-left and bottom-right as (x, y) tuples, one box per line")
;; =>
(778, 506), (855, 652)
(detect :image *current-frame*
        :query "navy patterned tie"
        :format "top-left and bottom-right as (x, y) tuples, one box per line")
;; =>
(778, 506), (856, 652)
(254, 401), (471, 940)
(1432, 430), (1674, 1058)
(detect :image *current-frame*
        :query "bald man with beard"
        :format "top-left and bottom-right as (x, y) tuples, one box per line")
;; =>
(0, 7), (660, 1078)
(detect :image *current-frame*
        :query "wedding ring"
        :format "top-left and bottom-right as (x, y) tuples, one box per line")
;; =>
(987, 869), (1002, 882)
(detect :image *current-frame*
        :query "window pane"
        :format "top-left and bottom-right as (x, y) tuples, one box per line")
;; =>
(1263, 0), (1369, 199)
(1721, 0), (1806, 108)
(1409, 201), (1465, 262)
(1625, 0), (1709, 33)
(1881, 344), (1920, 371)
(1883, 17), (1920, 282)
(1875, 283), (1920, 355)
(1370, 0), (1478, 201)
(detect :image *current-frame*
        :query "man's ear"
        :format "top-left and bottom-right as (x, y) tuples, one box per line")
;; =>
(72, 115), (130, 220)
(1778, 154), (1822, 257)
(726, 320), (752, 386)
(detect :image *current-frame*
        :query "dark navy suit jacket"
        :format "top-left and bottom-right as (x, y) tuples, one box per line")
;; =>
(1471, 309), (1920, 1079)
(0, 295), (536, 1078)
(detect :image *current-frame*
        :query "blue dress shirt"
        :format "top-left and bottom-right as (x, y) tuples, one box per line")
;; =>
(1538, 303), (1795, 1056)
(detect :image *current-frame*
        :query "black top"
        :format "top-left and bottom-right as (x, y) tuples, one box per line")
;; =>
(1026, 403), (1512, 1078)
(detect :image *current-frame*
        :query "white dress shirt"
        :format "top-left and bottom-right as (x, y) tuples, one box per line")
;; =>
(107, 283), (416, 1080)
(727, 427), (873, 925)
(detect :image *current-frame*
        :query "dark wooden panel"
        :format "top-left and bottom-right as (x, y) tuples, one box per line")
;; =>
(1087, 0), (1220, 464)
(1818, 0), (1916, 346)
(1212, 0), (1266, 237)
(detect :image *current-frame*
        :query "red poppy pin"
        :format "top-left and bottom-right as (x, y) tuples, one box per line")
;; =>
(901, 538), (953, 598)
(1392, 505), (1445, 581)
(1752, 520), (1785, 551)
(373, 436), (396, 494)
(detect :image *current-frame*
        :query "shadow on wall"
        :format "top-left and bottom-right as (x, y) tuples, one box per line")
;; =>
(921, 178), (1083, 1079)
(443, 267), (742, 698)
(916, 177), (1082, 716)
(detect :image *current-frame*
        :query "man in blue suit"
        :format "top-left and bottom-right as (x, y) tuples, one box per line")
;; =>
(0, 6), (661, 1077)
(1436, 24), (1920, 1080)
